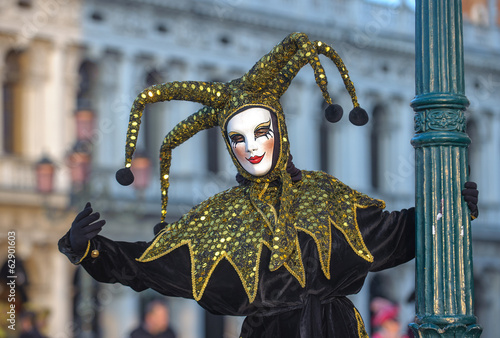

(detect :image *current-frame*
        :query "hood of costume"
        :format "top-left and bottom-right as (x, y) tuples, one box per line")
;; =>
(116, 32), (381, 302)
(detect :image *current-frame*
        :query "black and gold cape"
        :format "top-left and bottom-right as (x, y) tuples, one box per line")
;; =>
(59, 171), (415, 337)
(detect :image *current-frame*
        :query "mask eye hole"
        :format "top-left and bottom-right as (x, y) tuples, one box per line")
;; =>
(229, 134), (244, 148)
(254, 120), (273, 140)
(255, 126), (269, 138)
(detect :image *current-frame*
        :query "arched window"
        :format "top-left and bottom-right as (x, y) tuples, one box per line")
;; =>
(206, 78), (223, 175)
(77, 60), (97, 110)
(141, 69), (166, 161)
(370, 104), (389, 190)
(2, 50), (24, 154)
(206, 127), (220, 174)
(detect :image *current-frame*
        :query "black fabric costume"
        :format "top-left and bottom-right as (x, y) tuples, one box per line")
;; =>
(59, 170), (415, 338)
(59, 33), (423, 338)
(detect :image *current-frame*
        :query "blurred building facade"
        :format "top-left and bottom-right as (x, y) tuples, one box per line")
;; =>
(0, 0), (84, 337)
(0, 0), (499, 337)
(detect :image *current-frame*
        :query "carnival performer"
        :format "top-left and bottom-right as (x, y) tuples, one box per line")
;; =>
(59, 32), (479, 337)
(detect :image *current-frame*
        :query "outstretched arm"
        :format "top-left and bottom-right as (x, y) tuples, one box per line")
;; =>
(58, 204), (193, 298)
(360, 181), (478, 272)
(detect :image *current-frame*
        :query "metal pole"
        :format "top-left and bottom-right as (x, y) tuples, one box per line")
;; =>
(410, 1), (482, 336)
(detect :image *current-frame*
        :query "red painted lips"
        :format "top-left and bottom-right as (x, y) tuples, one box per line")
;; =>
(247, 154), (265, 164)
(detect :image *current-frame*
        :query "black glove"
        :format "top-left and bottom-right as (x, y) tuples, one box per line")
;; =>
(153, 222), (168, 236)
(69, 202), (106, 254)
(462, 181), (479, 219)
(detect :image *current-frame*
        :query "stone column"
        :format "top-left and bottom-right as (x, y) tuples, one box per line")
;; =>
(114, 51), (139, 166)
(0, 40), (11, 153)
(387, 95), (414, 201)
(348, 91), (373, 191)
(24, 41), (50, 159)
(94, 50), (119, 168)
(44, 40), (66, 161)
(48, 250), (74, 337)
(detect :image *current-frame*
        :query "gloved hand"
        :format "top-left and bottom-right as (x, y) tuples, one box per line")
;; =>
(69, 202), (106, 254)
(462, 181), (479, 219)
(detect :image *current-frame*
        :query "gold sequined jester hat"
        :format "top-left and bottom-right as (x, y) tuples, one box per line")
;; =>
(115, 32), (368, 273)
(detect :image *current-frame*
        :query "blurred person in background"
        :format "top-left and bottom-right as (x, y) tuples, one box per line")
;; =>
(19, 311), (46, 338)
(371, 297), (409, 338)
(129, 300), (176, 338)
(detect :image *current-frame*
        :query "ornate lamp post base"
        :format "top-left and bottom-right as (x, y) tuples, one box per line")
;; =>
(410, 321), (482, 338)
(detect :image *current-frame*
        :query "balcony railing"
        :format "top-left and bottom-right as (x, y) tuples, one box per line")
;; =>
(0, 155), (37, 192)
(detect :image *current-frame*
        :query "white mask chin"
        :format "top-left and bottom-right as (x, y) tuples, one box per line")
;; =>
(227, 108), (275, 177)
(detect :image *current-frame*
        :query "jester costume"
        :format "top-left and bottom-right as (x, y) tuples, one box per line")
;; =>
(59, 33), (416, 337)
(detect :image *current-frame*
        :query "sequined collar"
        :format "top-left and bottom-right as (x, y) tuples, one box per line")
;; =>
(137, 171), (385, 302)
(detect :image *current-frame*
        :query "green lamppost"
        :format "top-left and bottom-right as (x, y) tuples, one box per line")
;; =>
(410, 1), (482, 337)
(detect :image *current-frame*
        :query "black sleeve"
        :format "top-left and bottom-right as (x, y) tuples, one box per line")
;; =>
(58, 232), (193, 299)
(357, 206), (416, 272)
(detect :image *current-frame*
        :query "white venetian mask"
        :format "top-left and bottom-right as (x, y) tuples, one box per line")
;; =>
(226, 107), (275, 177)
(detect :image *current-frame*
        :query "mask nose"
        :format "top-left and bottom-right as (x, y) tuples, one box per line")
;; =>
(246, 138), (258, 154)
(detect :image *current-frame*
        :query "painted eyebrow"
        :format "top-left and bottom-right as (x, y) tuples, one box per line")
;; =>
(255, 119), (271, 130)
(228, 131), (241, 137)
(227, 119), (271, 137)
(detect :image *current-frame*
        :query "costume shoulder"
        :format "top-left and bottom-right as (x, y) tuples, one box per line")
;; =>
(293, 171), (385, 273)
(298, 171), (385, 210)
(137, 185), (273, 302)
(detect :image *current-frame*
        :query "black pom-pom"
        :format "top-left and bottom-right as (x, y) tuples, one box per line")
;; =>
(116, 167), (134, 186)
(349, 107), (369, 126)
(325, 104), (343, 123)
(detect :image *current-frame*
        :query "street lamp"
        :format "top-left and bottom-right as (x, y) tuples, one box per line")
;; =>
(35, 109), (95, 197)
(131, 153), (152, 192)
(35, 156), (56, 194)
(67, 140), (92, 195)
(75, 110), (95, 142)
